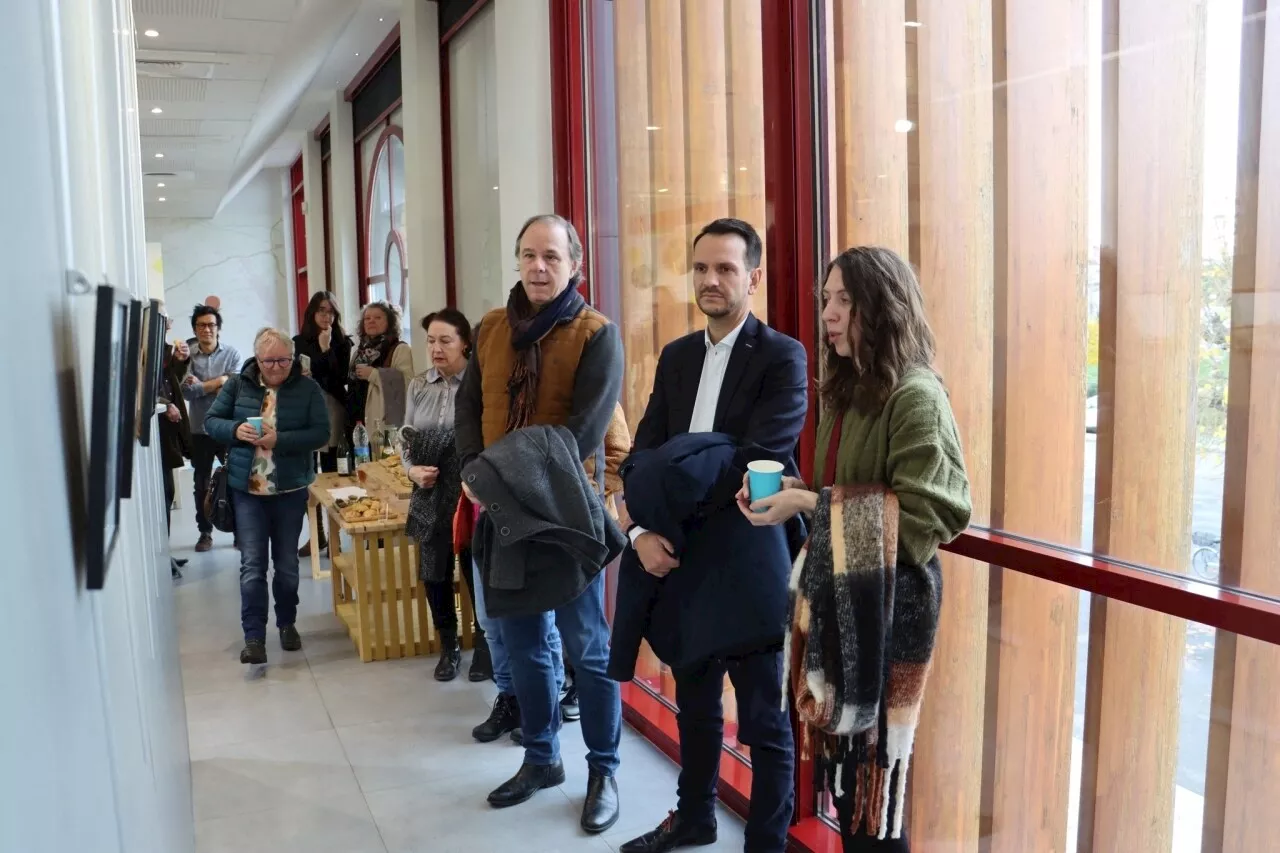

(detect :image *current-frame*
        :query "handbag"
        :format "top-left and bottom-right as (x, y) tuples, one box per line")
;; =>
(203, 463), (236, 533)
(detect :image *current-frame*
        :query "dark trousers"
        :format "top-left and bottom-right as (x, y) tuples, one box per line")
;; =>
(162, 465), (175, 534)
(231, 488), (309, 640)
(423, 556), (480, 639)
(834, 767), (909, 852)
(191, 433), (226, 534)
(674, 648), (795, 853)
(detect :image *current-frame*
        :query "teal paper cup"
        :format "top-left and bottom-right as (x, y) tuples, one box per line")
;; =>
(747, 460), (785, 511)
(245, 416), (263, 435)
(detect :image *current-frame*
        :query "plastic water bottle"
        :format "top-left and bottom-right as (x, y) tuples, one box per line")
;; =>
(352, 421), (371, 466)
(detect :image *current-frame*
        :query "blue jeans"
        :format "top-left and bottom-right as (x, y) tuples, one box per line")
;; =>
(499, 573), (620, 776)
(472, 561), (563, 696)
(232, 488), (309, 641)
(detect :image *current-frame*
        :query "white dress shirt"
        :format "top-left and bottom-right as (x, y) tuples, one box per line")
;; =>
(630, 315), (749, 545)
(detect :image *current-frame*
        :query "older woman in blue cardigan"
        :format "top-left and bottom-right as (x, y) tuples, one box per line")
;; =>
(206, 327), (330, 665)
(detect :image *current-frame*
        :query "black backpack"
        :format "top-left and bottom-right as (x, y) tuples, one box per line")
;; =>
(203, 463), (236, 533)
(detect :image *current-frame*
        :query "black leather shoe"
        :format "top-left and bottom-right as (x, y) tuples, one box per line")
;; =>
(560, 682), (580, 722)
(469, 634), (493, 682)
(279, 625), (302, 652)
(472, 693), (520, 743)
(581, 770), (620, 834)
(619, 811), (717, 853)
(434, 633), (461, 681)
(487, 761), (565, 808)
(239, 639), (267, 665)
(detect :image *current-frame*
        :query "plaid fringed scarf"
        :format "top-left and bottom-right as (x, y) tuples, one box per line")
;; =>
(782, 485), (941, 841)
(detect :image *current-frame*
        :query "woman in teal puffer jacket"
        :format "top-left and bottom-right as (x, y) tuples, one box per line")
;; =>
(206, 327), (330, 665)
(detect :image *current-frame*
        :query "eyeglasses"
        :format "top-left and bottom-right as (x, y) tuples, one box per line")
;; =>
(258, 357), (292, 368)
(194, 322), (218, 330)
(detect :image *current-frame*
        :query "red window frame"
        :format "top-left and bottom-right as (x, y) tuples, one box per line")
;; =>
(288, 156), (309, 330)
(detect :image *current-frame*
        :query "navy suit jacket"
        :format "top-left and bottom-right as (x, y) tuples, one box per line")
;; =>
(630, 312), (809, 509)
(608, 314), (808, 677)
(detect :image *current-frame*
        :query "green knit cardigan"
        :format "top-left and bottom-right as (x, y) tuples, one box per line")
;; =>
(812, 368), (972, 565)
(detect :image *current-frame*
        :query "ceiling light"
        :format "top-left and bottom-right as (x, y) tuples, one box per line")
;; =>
(894, 119), (914, 132)
(905, 21), (922, 28)
(144, 29), (159, 38)
(379, 17), (384, 22)
(492, 186), (499, 191)
(646, 126), (660, 131)
(355, 52), (360, 57)
(658, 188), (669, 193)
(155, 152), (165, 158)
(150, 107), (163, 114)
(157, 183), (165, 188)
(158, 197), (166, 202)
(739, 166), (748, 171)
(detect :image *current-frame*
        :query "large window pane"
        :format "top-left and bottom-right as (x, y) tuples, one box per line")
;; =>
(588, 0), (768, 771)
(448, 1), (502, 324)
(815, 1), (1279, 850)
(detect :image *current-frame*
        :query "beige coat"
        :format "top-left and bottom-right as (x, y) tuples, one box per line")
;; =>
(363, 341), (415, 430)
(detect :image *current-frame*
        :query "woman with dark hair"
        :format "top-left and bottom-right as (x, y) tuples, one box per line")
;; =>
(740, 246), (972, 852)
(294, 291), (352, 557)
(401, 309), (486, 681)
(350, 300), (414, 434)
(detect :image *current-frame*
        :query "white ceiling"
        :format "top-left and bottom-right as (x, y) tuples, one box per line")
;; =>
(134, 0), (401, 219)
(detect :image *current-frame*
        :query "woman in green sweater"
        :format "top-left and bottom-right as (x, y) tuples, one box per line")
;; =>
(740, 246), (971, 852)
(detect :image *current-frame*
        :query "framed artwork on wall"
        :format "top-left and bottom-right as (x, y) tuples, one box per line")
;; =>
(135, 299), (165, 447)
(117, 298), (142, 499)
(86, 284), (135, 589)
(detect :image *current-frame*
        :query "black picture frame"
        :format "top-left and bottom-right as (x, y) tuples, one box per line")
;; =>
(117, 298), (142, 499)
(136, 300), (165, 447)
(86, 285), (133, 590)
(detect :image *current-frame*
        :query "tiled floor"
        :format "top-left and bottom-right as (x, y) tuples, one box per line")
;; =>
(171, 514), (747, 853)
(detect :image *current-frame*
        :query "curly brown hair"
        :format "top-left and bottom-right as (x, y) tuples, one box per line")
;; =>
(819, 246), (938, 414)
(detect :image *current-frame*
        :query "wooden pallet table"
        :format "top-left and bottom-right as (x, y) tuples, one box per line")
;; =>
(306, 472), (474, 662)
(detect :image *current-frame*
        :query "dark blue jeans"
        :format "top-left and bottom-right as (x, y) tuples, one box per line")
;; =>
(498, 573), (620, 776)
(231, 488), (309, 641)
(674, 648), (795, 852)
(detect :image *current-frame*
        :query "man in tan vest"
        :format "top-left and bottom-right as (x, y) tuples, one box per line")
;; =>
(455, 214), (624, 833)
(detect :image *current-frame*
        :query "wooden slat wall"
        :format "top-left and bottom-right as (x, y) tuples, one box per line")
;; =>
(726, 1), (769, 318)
(909, 3), (993, 850)
(648, 0), (693, 347)
(613, 0), (656, 430)
(984, 0), (1089, 850)
(1203, 3), (1280, 850)
(682, 0), (727, 333)
(1080, 0), (1207, 850)
(831, 0), (909, 252)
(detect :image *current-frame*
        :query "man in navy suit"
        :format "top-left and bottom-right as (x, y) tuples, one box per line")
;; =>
(619, 219), (807, 853)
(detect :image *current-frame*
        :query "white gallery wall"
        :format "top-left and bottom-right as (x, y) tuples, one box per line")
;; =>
(1, 1), (193, 852)
(146, 170), (289, 359)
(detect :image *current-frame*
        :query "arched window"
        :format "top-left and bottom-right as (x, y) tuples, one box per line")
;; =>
(361, 124), (408, 335)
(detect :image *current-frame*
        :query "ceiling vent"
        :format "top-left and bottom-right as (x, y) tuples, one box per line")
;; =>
(136, 49), (229, 81)
(137, 59), (218, 80)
